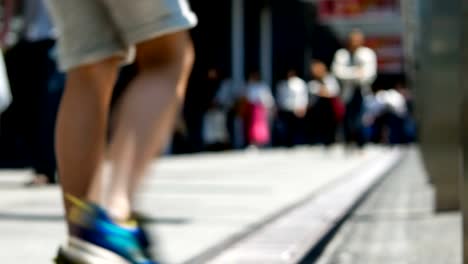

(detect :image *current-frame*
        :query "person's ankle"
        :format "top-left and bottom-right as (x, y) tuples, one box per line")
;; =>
(107, 197), (132, 222)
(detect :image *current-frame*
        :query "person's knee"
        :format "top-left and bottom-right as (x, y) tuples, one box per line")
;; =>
(136, 31), (194, 78)
(66, 57), (120, 98)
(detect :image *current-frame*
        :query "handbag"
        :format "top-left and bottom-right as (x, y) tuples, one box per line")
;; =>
(247, 102), (270, 146)
(331, 96), (345, 122)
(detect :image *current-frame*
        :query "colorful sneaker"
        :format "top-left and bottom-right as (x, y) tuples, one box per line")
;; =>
(54, 195), (159, 264)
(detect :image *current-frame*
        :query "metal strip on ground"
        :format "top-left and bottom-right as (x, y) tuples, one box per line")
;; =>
(203, 148), (402, 264)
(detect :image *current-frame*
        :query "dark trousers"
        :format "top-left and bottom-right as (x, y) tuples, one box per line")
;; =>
(344, 88), (365, 148)
(372, 111), (407, 145)
(3, 39), (63, 182)
(276, 110), (305, 147)
(387, 113), (406, 145)
(313, 98), (338, 146)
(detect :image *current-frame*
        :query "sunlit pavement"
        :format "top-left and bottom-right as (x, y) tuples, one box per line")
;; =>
(0, 145), (398, 264)
(315, 148), (461, 264)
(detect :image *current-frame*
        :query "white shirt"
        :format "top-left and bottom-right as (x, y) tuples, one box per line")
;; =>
(308, 74), (340, 98)
(276, 77), (308, 112)
(23, 0), (55, 41)
(375, 89), (407, 117)
(332, 47), (377, 102)
(245, 81), (274, 109)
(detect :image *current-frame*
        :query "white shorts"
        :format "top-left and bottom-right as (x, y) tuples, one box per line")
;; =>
(46, 0), (198, 71)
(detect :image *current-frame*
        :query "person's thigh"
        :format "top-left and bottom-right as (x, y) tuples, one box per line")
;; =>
(104, 0), (197, 47)
(46, 0), (129, 71)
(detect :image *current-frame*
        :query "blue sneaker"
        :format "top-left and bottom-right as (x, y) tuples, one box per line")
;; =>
(55, 195), (158, 264)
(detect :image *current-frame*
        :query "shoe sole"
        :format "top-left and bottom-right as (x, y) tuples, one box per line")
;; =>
(57, 237), (130, 264)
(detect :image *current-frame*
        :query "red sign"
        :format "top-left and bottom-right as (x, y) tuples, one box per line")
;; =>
(319, 0), (399, 20)
(317, 0), (403, 73)
(366, 36), (403, 73)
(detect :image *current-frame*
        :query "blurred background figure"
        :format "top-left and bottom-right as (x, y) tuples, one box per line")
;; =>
(375, 88), (407, 145)
(332, 29), (377, 150)
(364, 82), (415, 145)
(395, 82), (417, 143)
(275, 69), (308, 147)
(199, 68), (229, 152)
(202, 107), (229, 151)
(200, 68), (225, 151)
(308, 60), (342, 146)
(0, 51), (11, 119)
(213, 73), (245, 149)
(2, 0), (63, 186)
(183, 67), (224, 153)
(0, 0), (12, 117)
(245, 71), (275, 148)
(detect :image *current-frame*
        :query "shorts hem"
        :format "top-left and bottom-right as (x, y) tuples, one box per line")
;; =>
(124, 12), (198, 46)
(59, 47), (128, 71)
(57, 12), (197, 71)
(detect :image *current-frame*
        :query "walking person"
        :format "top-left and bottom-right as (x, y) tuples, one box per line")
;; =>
(275, 69), (309, 147)
(308, 60), (341, 146)
(245, 71), (275, 148)
(2, 0), (63, 185)
(44, 0), (197, 263)
(213, 74), (246, 149)
(332, 29), (377, 149)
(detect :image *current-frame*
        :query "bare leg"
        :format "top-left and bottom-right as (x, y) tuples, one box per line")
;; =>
(103, 31), (194, 220)
(55, 57), (120, 215)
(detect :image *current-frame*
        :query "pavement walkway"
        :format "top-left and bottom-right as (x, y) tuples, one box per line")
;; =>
(0, 146), (396, 264)
(315, 148), (462, 264)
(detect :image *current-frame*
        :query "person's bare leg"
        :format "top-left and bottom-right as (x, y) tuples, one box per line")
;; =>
(55, 57), (120, 214)
(103, 31), (194, 220)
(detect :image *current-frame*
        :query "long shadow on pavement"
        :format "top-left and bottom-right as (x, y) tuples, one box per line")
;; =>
(0, 212), (190, 225)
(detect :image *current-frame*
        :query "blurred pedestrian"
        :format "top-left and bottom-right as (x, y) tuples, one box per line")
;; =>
(0, 1), (12, 116)
(2, 0), (63, 186)
(202, 107), (229, 151)
(213, 74), (246, 149)
(275, 69), (308, 147)
(0, 44), (11, 120)
(201, 68), (230, 151)
(245, 71), (274, 148)
(395, 82), (417, 143)
(368, 88), (409, 145)
(308, 60), (341, 146)
(182, 67), (223, 152)
(332, 29), (377, 149)
(45, 0), (197, 263)
(0, 51), (11, 117)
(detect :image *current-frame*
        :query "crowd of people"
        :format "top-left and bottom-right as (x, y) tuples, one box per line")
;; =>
(0, 1), (416, 188)
(200, 29), (416, 152)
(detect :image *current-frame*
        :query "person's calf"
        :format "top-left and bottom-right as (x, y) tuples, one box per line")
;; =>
(56, 57), (121, 214)
(104, 32), (194, 220)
